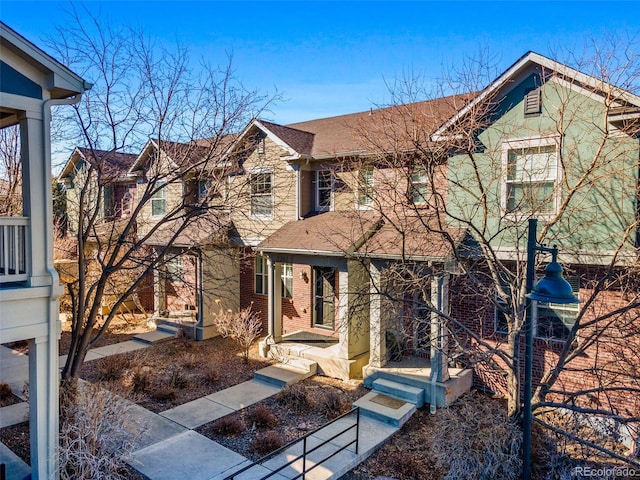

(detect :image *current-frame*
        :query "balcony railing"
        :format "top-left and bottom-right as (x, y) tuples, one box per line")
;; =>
(0, 217), (29, 284)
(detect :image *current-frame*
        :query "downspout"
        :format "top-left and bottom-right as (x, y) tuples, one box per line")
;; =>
(430, 274), (443, 415)
(196, 249), (204, 340)
(41, 91), (85, 480)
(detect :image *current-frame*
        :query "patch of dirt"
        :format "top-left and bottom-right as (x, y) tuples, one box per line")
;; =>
(196, 376), (368, 462)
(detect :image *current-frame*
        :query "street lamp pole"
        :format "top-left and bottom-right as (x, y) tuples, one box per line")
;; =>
(522, 218), (579, 480)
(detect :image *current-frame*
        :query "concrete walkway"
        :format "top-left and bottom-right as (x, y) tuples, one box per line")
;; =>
(1, 339), (399, 480)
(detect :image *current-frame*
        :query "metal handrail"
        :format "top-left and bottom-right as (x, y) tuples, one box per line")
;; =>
(223, 406), (360, 480)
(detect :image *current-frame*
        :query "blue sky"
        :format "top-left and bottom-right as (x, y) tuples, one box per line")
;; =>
(1, 1), (639, 124)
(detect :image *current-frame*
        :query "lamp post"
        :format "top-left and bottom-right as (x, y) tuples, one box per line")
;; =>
(522, 218), (579, 480)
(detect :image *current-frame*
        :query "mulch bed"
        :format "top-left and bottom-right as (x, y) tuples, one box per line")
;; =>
(196, 376), (368, 462)
(78, 335), (274, 413)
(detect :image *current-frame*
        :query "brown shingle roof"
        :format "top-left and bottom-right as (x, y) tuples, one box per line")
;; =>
(257, 210), (466, 261)
(284, 94), (472, 157)
(260, 120), (315, 156)
(75, 148), (137, 181)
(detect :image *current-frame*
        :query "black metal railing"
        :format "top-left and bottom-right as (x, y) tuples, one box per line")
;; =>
(223, 407), (360, 480)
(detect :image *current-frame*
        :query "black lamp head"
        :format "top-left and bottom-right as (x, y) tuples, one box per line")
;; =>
(527, 260), (579, 304)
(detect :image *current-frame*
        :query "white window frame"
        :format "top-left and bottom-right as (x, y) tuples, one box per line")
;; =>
(356, 166), (375, 210)
(316, 169), (334, 212)
(281, 263), (293, 299)
(166, 254), (184, 284)
(250, 169), (274, 219)
(255, 255), (268, 295)
(151, 181), (167, 217)
(501, 136), (561, 219)
(410, 168), (429, 206)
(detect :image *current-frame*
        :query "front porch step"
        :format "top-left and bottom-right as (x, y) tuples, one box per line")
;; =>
(133, 330), (176, 345)
(353, 391), (416, 428)
(371, 378), (425, 408)
(254, 360), (317, 388)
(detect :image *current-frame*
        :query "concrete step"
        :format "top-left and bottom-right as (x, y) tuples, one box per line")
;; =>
(253, 363), (316, 388)
(276, 356), (318, 374)
(156, 324), (182, 336)
(133, 330), (176, 345)
(353, 391), (416, 428)
(371, 378), (425, 407)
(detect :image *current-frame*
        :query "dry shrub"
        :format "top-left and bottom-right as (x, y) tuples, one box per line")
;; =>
(212, 304), (263, 364)
(0, 382), (12, 401)
(317, 388), (345, 419)
(96, 354), (131, 381)
(59, 380), (139, 480)
(212, 417), (244, 436)
(151, 385), (177, 402)
(276, 383), (312, 414)
(200, 365), (220, 384)
(251, 430), (284, 456)
(131, 368), (152, 393)
(166, 365), (189, 389)
(431, 392), (522, 480)
(180, 352), (198, 369)
(246, 405), (278, 429)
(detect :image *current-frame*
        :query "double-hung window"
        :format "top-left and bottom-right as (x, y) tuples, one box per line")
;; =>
(151, 181), (166, 217)
(250, 171), (274, 217)
(503, 137), (559, 215)
(357, 167), (374, 209)
(198, 179), (211, 205)
(103, 184), (114, 218)
(410, 168), (429, 205)
(166, 254), (184, 283)
(316, 170), (333, 211)
(281, 263), (293, 298)
(255, 255), (268, 295)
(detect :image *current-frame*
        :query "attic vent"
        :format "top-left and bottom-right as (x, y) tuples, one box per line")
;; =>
(524, 88), (541, 116)
(258, 137), (265, 155)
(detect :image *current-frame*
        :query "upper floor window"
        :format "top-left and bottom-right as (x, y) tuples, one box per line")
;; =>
(410, 168), (429, 205)
(255, 255), (268, 295)
(250, 171), (274, 217)
(357, 167), (375, 209)
(503, 138), (559, 216)
(281, 263), (293, 298)
(316, 170), (333, 211)
(103, 184), (114, 218)
(198, 179), (211, 204)
(151, 181), (166, 217)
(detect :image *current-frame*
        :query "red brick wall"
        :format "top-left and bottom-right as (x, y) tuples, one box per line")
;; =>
(240, 250), (338, 337)
(449, 263), (640, 417)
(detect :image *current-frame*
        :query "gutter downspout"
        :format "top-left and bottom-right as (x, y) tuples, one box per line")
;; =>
(41, 92), (84, 480)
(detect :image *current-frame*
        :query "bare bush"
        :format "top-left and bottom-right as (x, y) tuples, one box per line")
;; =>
(431, 392), (522, 480)
(212, 304), (263, 364)
(0, 382), (12, 402)
(96, 354), (131, 381)
(246, 405), (278, 429)
(317, 388), (346, 419)
(200, 365), (220, 384)
(276, 383), (312, 414)
(59, 381), (139, 480)
(251, 431), (284, 456)
(212, 417), (244, 436)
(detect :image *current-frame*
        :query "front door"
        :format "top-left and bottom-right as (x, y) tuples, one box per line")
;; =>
(313, 267), (335, 329)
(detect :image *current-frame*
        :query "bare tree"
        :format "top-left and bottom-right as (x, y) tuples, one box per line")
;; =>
(48, 7), (272, 379)
(0, 125), (22, 215)
(351, 41), (640, 463)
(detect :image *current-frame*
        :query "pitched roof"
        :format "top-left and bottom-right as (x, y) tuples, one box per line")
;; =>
(58, 148), (138, 182)
(257, 210), (466, 261)
(285, 94), (472, 158)
(433, 51), (640, 139)
(142, 211), (231, 248)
